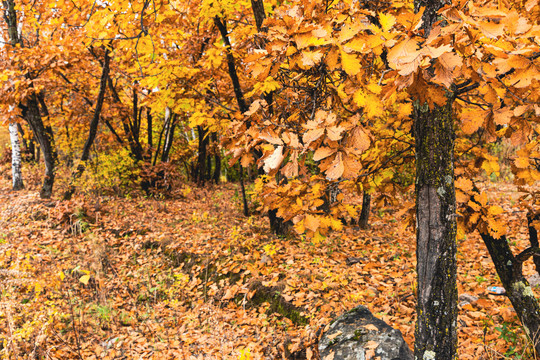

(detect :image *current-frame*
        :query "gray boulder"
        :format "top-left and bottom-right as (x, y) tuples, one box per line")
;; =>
(319, 306), (413, 360)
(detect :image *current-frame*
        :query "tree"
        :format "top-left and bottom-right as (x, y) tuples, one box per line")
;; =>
(2, 0), (57, 198)
(412, 0), (457, 357)
(8, 122), (24, 190)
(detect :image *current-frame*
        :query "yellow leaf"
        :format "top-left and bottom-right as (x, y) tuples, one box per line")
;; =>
(339, 23), (365, 43)
(379, 13), (396, 32)
(295, 219), (305, 234)
(58, 271), (65, 281)
(80, 274), (91, 285)
(481, 159), (500, 176)
(353, 89), (367, 107)
(340, 50), (361, 76)
(330, 217), (343, 231)
(286, 46), (297, 56)
(488, 206), (504, 216)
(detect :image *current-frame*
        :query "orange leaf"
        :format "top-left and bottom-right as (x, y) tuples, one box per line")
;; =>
(325, 152), (344, 180)
(313, 146), (337, 161)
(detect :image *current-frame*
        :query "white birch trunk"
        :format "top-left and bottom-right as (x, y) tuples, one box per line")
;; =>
(9, 122), (24, 190)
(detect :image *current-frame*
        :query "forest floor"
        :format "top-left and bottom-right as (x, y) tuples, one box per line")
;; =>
(0, 164), (538, 359)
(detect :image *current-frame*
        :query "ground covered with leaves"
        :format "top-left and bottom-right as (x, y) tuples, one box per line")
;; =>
(0, 172), (538, 359)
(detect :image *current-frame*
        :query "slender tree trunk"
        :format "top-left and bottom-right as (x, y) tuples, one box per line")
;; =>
(215, 16), (250, 216)
(196, 125), (209, 185)
(480, 230), (540, 354)
(250, 0), (266, 32)
(161, 112), (176, 163)
(21, 95), (56, 198)
(16, 123), (28, 157)
(212, 132), (221, 183)
(239, 164), (249, 217)
(250, 1), (289, 233)
(64, 47), (110, 200)
(358, 192), (371, 229)
(528, 213), (540, 274)
(147, 108), (152, 158)
(414, 101), (457, 359)
(9, 123), (24, 190)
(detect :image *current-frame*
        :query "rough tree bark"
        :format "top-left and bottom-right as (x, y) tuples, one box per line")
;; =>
(412, 0), (459, 357)
(413, 0), (458, 354)
(9, 122), (24, 190)
(358, 192), (371, 229)
(479, 228), (540, 354)
(414, 101), (457, 359)
(20, 94), (57, 199)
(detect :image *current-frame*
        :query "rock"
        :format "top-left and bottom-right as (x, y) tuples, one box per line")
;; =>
(528, 273), (540, 288)
(319, 305), (413, 360)
(458, 293), (478, 306)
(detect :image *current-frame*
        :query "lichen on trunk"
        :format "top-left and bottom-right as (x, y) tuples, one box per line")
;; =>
(414, 100), (458, 359)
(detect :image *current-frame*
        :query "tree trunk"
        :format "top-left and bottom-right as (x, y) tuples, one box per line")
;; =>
(212, 132), (221, 183)
(412, 0), (458, 358)
(528, 213), (540, 275)
(161, 110), (176, 163)
(21, 95), (56, 198)
(64, 47), (110, 200)
(358, 192), (371, 229)
(414, 101), (457, 359)
(215, 16), (250, 217)
(480, 230), (540, 354)
(147, 108), (152, 157)
(196, 125), (208, 185)
(16, 123), (29, 158)
(9, 123), (24, 190)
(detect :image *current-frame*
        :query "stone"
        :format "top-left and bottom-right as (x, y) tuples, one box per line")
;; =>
(458, 293), (478, 307)
(319, 305), (413, 360)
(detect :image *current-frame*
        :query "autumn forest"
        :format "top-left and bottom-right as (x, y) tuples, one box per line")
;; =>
(1, 0), (540, 358)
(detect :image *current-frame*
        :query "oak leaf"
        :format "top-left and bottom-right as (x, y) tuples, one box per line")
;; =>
(264, 146), (285, 173)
